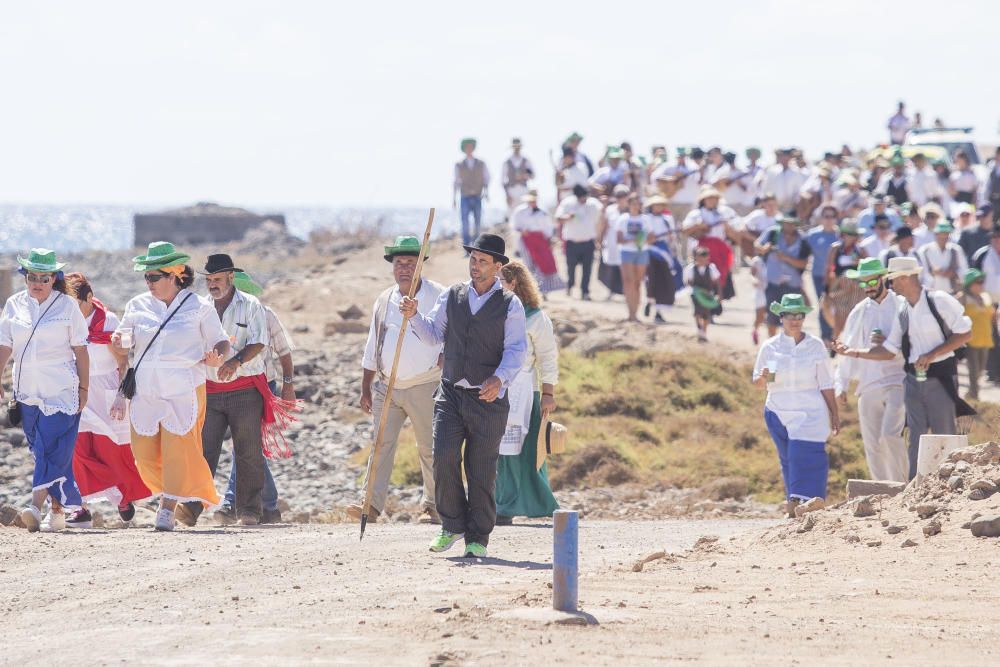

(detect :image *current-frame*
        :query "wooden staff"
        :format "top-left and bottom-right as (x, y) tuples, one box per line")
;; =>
(360, 208), (435, 540)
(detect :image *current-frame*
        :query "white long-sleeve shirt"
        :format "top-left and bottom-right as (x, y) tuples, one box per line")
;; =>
(362, 279), (444, 388)
(753, 333), (834, 442)
(883, 289), (972, 363)
(918, 242), (968, 293)
(835, 291), (906, 396)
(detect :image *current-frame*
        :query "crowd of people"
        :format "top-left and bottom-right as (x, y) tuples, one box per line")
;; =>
(456, 108), (1000, 516)
(1, 245), (298, 533)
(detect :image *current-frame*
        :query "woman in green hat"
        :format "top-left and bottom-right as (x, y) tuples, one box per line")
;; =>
(752, 293), (839, 517)
(495, 261), (559, 522)
(108, 241), (230, 532)
(0, 249), (91, 532)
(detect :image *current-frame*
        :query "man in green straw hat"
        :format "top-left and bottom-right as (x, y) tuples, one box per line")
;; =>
(587, 147), (626, 191)
(214, 271), (296, 524)
(347, 235), (446, 526)
(455, 137), (489, 247)
(839, 255), (973, 480)
(831, 258), (908, 482)
(916, 219), (966, 294)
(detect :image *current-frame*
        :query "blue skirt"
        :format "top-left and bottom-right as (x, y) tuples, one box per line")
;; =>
(22, 403), (83, 509)
(764, 408), (828, 501)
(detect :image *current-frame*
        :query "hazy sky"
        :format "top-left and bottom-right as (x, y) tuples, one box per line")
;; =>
(1, 1), (997, 209)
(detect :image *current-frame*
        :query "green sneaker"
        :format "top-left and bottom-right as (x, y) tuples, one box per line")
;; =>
(463, 542), (488, 558)
(428, 529), (464, 553)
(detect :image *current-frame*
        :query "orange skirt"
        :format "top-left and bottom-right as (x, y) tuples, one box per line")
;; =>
(130, 384), (220, 507)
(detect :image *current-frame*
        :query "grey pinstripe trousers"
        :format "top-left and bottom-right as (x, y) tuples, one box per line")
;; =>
(202, 387), (266, 518)
(432, 382), (510, 546)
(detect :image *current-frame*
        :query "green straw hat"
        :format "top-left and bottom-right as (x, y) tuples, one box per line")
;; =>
(769, 293), (813, 316)
(845, 257), (888, 281)
(964, 268), (985, 288)
(776, 213), (807, 226)
(383, 235), (429, 263)
(132, 241), (191, 272)
(233, 271), (263, 297)
(692, 287), (721, 311)
(933, 221), (955, 234)
(606, 146), (625, 160)
(460, 137), (477, 150)
(17, 248), (66, 273)
(839, 220), (866, 236)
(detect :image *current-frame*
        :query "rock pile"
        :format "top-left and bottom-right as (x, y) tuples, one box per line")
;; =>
(765, 442), (1000, 546)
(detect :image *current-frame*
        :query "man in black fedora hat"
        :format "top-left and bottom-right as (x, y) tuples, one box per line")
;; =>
(400, 233), (527, 558)
(178, 253), (271, 527)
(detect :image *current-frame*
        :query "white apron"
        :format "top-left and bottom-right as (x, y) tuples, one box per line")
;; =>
(499, 368), (535, 455)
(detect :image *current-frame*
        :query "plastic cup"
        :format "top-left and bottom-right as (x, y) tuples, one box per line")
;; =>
(119, 328), (133, 348)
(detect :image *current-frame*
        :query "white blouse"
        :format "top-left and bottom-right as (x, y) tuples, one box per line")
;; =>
(0, 290), (89, 416)
(524, 309), (559, 390)
(79, 309), (131, 444)
(753, 333), (834, 442)
(116, 290), (228, 436)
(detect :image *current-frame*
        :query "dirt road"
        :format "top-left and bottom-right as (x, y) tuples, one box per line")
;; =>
(3, 517), (996, 666)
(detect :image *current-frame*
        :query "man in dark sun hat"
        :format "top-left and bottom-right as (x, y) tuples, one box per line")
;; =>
(400, 233), (527, 559)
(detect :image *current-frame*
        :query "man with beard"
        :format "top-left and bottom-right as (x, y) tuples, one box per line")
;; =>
(832, 259), (907, 482)
(401, 233), (527, 558)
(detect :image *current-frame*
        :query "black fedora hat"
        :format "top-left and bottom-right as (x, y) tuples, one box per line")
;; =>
(200, 253), (244, 275)
(463, 233), (509, 265)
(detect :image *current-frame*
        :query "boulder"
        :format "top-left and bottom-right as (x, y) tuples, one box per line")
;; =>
(970, 515), (1000, 538)
(324, 320), (370, 335)
(846, 479), (905, 500)
(851, 497), (877, 518)
(337, 305), (365, 321)
(794, 497), (825, 518)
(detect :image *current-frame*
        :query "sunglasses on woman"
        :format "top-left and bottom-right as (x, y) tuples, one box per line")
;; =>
(25, 273), (52, 284)
(858, 278), (881, 288)
(782, 313), (806, 321)
(143, 272), (170, 283)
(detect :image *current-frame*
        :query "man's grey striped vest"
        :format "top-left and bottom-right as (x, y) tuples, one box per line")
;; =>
(442, 284), (511, 386)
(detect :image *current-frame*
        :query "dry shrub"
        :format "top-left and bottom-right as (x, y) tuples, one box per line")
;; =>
(549, 443), (637, 490)
(705, 476), (750, 501)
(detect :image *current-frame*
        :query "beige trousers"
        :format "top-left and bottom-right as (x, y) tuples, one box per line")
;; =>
(857, 384), (908, 483)
(363, 379), (437, 512)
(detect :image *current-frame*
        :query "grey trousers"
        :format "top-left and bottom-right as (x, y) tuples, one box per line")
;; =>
(966, 347), (990, 399)
(432, 382), (509, 546)
(202, 387), (266, 518)
(903, 374), (957, 480)
(362, 379), (437, 513)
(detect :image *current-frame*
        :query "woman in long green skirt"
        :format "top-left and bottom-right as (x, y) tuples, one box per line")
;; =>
(496, 261), (559, 523)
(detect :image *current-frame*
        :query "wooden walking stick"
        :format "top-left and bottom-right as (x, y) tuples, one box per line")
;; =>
(360, 208), (435, 540)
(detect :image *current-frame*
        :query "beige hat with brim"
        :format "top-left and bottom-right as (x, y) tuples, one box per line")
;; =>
(885, 256), (923, 279)
(698, 185), (722, 203)
(536, 417), (567, 470)
(645, 194), (670, 209)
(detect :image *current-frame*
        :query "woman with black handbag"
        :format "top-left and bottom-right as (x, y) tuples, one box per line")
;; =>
(0, 249), (90, 533)
(108, 242), (230, 532)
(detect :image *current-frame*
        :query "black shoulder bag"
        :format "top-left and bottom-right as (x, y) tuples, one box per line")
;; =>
(7, 293), (63, 427)
(118, 293), (194, 399)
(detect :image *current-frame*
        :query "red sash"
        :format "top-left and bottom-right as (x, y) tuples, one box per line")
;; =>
(87, 298), (113, 345)
(521, 231), (558, 275)
(697, 236), (734, 290)
(206, 373), (298, 459)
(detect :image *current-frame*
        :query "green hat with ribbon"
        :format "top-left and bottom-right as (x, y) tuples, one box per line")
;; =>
(745, 146), (761, 157)
(565, 132), (582, 144)
(964, 268), (985, 287)
(606, 146), (625, 160)
(776, 213), (807, 226)
(676, 146), (689, 156)
(460, 137), (477, 150)
(933, 221), (955, 234)
(233, 271), (263, 296)
(132, 241), (192, 272)
(838, 220), (866, 236)
(692, 286), (721, 311)
(17, 248), (66, 273)
(889, 154), (906, 167)
(845, 257), (888, 281)
(769, 293), (813, 316)
(384, 235), (429, 263)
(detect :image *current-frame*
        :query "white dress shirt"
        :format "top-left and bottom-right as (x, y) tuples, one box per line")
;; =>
(117, 290), (229, 436)
(978, 247), (1000, 300)
(408, 279), (527, 393)
(362, 279), (444, 389)
(883, 289), (972, 363)
(740, 209), (777, 236)
(652, 162), (701, 204)
(682, 205), (736, 240)
(756, 165), (806, 212)
(835, 291), (906, 396)
(602, 203), (623, 265)
(888, 112), (910, 143)
(263, 306), (294, 384)
(0, 290), (89, 416)
(511, 204), (554, 237)
(753, 333), (834, 442)
(206, 288), (270, 383)
(79, 309), (131, 444)
(859, 234), (892, 259)
(918, 242), (968, 293)
(905, 166), (943, 206)
(555, 197), (603, 242)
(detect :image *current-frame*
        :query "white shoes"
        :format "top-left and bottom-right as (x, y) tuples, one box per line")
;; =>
(40, 512), (66, 533)
(20, 506), (42, 533)
(154, 508), (176, 532)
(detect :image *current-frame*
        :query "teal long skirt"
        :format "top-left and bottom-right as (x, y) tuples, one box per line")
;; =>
(495, 392), (559, 518)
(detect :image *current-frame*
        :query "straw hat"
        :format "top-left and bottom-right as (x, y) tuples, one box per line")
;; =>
(845, 257), (887, 281)
(698, 185), (722, 204)
(17, 248), (66, 273)
(964, 268), (985, 288)
(885, 256), (923, 279)
(132, 241), (191, 272)
(769, 293), (813, 316)
(645, 194), (670, 209)
(536, 418), (567, 471)
(233, 271), (264, 297)
(918, 202), (945, 219)
(384, 235), (429, 263)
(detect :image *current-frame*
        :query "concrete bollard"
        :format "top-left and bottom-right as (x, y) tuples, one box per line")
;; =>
(553, 510), (578, 612)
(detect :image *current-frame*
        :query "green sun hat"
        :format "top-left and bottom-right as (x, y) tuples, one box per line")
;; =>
(964, 268), (985, 288)
(565, 132), (583, 144)
(745, 146), (761, 158)
(384, 235), (429, 263)
(776, 214), (807, 226)
(769, 293), (813, 316)
(692, 286), (721, 311)
(889, 154), (906, 167)
(839, 220), (866, 236)
(233, 271), (264, 296)
(606, 146), (625, 160)
(17, 248), (66, 273)
(460, 137), (477, 151)
(933, 221), (955, 234)
(132, 241), (191, 272)
(676, 146), (689, 156)
(845, 257), (888, 281)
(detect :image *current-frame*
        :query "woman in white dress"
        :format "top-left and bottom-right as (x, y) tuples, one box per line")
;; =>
(752, 293), (840, 517)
